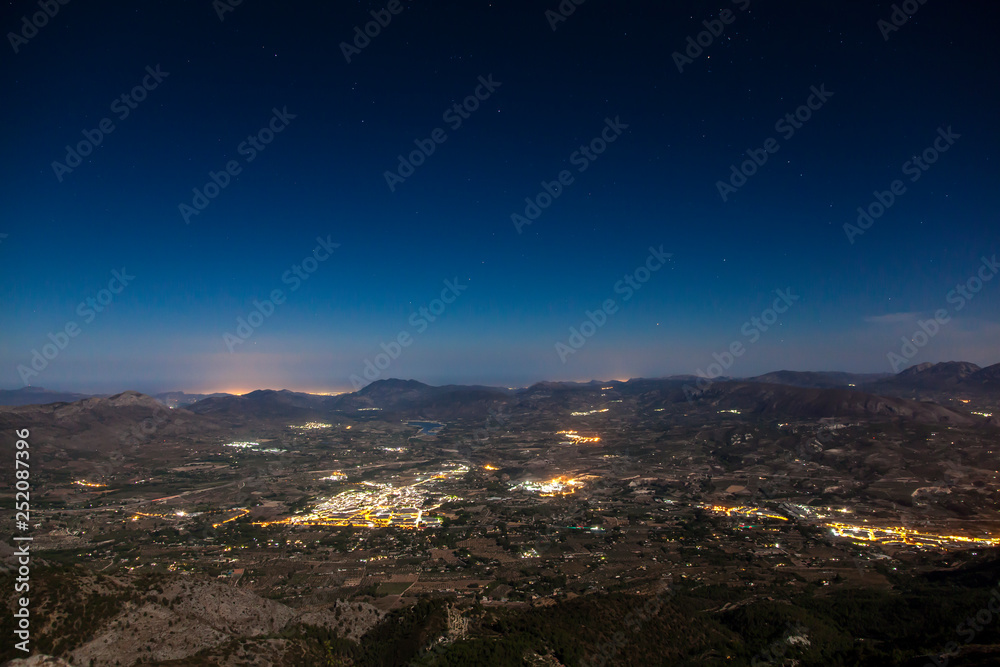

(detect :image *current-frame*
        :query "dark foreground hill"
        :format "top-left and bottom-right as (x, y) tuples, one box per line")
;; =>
(7, 556), (1000, 666)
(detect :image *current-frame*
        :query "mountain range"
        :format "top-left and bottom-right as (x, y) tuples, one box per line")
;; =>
(2, 362), (996, 444)
(4, 360), (997, 410)
(0, 387), (230, 408)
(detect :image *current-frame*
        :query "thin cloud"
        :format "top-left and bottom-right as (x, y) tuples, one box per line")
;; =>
(864, 312), (920, 324)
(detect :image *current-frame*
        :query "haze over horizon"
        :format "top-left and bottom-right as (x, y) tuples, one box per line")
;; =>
(4, 1), (997, 396)
(6, 358), (996, 399)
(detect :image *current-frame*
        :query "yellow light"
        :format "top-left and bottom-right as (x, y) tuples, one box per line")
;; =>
(74, 480), (107, 488)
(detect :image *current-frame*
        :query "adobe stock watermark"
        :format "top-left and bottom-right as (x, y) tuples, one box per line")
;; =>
(683, 288), (799, 401)
(223, 236), (339, 352)
(716, 84), (833, 202)
(179, 106), (296, 224)
(844, 126), (960, 244)
(340, 0), (404, 63)
(923, 578), (1000, 667)
(672, 0), (751, 73)
(51, 65), (169, 182)
(886, 254), (997, 372)
(556, 246), (671, 363)
(17, 268), (135, 385)
(545, 0), (587, 32)
(383, 74), (502, 192)
(213, 0), (243, 22)
(878, 0), (929, 41)
(512, 116), (628, 234)
(349, 278), (467, 389)
(7, 0), (70, 54)
(12, 431), (32, 653)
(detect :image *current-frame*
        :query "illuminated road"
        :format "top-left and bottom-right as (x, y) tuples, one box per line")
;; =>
(704, 504), (1000, 551)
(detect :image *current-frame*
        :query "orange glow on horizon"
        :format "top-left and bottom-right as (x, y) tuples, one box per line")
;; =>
(187, 386), (352, 396)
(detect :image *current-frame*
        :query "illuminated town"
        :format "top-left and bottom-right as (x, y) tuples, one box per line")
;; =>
(223, 440), (286, 453)
(254, 465), (469, 529)
(223, 440), (260, 449)
(515, 475), (585, 496)
(258, 482), (445, 529)
(556, 430), (601, 443)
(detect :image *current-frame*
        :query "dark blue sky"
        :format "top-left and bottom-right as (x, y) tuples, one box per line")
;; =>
(2, 0), (998, 394)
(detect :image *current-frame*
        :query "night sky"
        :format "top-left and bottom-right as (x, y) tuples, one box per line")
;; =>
(2, 0), (998, 394)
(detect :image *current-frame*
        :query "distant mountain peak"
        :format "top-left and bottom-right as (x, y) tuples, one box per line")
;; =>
(899, 362), (935, 376)
(92, 391), (166, 410)
(898, 361), (982, 378)
(358, 379), (429, 394)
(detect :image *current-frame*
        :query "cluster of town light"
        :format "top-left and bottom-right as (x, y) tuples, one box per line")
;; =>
(223, 440), (286, 453)
(256, 465), (468, 529)
(516, 476), (584, 497)
(571, 408), (609, 416)
(556, 430), (600, 443)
